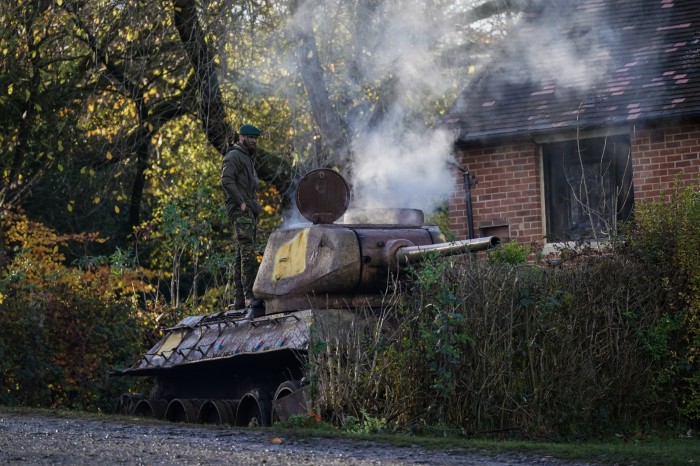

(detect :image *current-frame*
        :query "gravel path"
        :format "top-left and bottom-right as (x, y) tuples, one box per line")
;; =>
(0, 410), (597, 465)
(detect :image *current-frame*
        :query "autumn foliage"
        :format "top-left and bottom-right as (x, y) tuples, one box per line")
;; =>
(0, 210), (150, 410)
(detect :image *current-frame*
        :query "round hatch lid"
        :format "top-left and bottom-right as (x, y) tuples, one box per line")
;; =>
(296, 168), (350, 224)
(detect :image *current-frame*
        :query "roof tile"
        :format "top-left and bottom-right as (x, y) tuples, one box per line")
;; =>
(443, 0), (700, 143)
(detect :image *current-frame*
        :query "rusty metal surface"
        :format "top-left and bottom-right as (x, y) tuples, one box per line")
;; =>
(395, 236), (501, 266)
(120, 309), (359, 375)
(341, 208), (424, 226)
(122, 311), (309, 375)
(296, 169), (350, 224)
(353, 227), (435, 290)
(254, 225), (362, 308)
(272, 386), (309, 422)
(253, 222), (491, 313)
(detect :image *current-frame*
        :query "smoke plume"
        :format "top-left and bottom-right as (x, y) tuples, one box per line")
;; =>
(286, 0), (472, 216)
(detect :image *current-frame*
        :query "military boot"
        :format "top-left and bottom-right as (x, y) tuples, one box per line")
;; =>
(245, 293), (263, 309)
(231, 295), (246, 310)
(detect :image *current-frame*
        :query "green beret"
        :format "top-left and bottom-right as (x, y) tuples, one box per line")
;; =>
(239, 124), (261, 136)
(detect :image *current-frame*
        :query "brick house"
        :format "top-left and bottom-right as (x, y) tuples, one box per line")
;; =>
(443, 0), (700, 246)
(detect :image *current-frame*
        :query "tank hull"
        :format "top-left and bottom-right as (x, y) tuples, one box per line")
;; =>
(114, 307), (366, 424)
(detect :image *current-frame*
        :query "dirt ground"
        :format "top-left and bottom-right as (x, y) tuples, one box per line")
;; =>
(0, 409), (598, 465)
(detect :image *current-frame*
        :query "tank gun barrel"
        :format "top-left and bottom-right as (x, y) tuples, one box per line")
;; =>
(395, 236), (500, 266)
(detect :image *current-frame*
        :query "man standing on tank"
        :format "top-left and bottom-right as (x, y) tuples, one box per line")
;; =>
(221, 124), (263, 309)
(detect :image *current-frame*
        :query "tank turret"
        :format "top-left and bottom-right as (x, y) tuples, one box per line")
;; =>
(254, 169), (499, 313)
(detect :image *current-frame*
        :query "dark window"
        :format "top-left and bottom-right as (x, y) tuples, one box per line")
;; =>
(542, 135), (634, 241)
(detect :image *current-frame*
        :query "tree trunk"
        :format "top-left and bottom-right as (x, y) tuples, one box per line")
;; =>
(289, 0), (350, 169)
(172, 0), (294, 196)
(173, 0), (234, 156)
(127, 125), (151, 234)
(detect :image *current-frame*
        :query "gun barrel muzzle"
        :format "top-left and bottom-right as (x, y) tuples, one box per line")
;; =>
(395, 236), (500, 266)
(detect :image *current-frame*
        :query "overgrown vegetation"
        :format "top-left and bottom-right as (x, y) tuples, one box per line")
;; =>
(0, 212), (151, 411)
(1, 172), (697, 439)
(308, 182), (700, 437)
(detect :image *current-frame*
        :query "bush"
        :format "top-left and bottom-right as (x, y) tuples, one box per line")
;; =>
(310, 252), (680, 436)
(487, 240), (530, 265)
(0, 211), (149, 411)
(627, 181), (700, 420)
(309, 178), (699, 437)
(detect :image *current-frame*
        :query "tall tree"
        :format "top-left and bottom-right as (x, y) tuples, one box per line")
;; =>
(61, 0), (195, 236)
(173, 0), (233, 156)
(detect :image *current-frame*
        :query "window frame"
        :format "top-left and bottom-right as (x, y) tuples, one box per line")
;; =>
(539, 131), (634, 244)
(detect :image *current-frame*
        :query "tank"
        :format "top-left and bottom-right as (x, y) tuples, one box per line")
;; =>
(112, 169), (500, 426)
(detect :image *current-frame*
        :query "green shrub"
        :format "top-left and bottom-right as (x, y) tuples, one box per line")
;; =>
(627, 181), (700, 419)
(307, 180), (700, 437)
(0, 212), (149, 411)
(488, 240), (530, 265)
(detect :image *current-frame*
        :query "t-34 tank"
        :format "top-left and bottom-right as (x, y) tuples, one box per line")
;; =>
(113, 169), (499, 426)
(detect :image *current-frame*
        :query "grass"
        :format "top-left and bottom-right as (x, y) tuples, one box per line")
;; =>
(269, 427), (698, 466)
(1, 406), (697, 465)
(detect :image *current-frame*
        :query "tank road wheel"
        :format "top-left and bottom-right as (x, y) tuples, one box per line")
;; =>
(235, 389), (272, 427)
(133, 399), (168, 420)
(165, 399), (205, 423)
(198, 399), (239, 425)
(271, 380), (303, 425)
(114, 393), (144, 415)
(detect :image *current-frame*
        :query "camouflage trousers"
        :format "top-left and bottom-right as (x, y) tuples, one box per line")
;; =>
(231, 211), (259, 301)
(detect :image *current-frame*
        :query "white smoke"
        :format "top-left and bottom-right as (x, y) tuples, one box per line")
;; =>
(229, 0), (618, 223)
(314, 0), (467, 214)
(351, 123), (456, 212)
(499, 3), (616, 92)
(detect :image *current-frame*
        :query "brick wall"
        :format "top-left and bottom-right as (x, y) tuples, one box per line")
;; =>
(631, 123), (700, 201)
(449, 141), (543, 244)
(449, 123), (700, 244)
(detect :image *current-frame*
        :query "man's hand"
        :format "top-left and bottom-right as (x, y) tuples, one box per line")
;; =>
(240, 202), (247, 212)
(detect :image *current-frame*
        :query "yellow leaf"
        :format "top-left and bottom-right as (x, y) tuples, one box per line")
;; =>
(58, 163), (64, 172)
(93, 197), (101, 204)
(7, 84), (13, 95)
(57, 140), (64, 152)
(81, 166), (86, 174)
(57, 0), (63, 6)
(67, 203), (73, 212)
(106, 151), (113, 160)
(114, 205), (120, 214)
(89, 169), (95, 176)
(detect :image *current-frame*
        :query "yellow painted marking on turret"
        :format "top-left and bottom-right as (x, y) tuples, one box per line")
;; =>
(273, 228), (309, 279)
